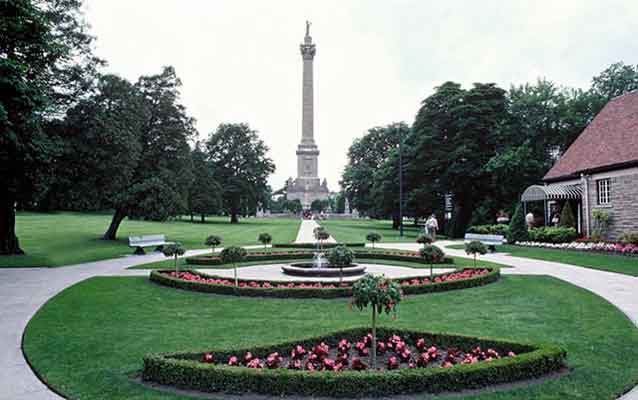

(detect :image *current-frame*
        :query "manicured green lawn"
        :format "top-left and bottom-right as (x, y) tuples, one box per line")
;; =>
(23, 276), (638, 399)
(448, 244), (638, 276)
(320, 218), (439, 243)
(1, 212), (300, 268)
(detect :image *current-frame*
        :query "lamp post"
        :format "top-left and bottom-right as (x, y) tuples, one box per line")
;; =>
(398, 125), (404, 237)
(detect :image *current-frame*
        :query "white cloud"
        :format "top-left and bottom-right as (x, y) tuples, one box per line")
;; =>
(84, 0), (638, 191)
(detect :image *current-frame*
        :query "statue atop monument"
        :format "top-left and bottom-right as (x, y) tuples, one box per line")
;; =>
(287, 22), (329, 209)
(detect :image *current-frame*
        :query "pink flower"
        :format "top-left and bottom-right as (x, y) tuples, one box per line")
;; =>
(202, 353), (214, 363)
(387, 356), (400, 370)
(265, 352), (283, 369)
(227, 356), (239, 366)
(351, 358), (368, 371)
(247, 358), (263, 368)
(416, 338), (426, 351)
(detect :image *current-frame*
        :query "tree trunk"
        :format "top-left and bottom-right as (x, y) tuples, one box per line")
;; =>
(230, 211), (238, 224)
(391, 214), (400, 230)
(103, 208), (127, 240)
(201, 214), (205, 223)
(371, 307), (377, 369)
(190, 213), (194, 222)
(0, 196), (24, 255)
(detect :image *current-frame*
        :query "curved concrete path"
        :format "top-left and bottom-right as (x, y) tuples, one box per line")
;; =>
(1, 240), (637, 399)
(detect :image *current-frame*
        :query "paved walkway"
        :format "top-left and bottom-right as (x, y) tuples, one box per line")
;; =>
(294, 219), (336, 244)
(0, 238), (637, 399)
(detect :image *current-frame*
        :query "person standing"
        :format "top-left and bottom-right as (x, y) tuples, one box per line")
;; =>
(425, 213), (439, 241)
(526, 211), (535, 229)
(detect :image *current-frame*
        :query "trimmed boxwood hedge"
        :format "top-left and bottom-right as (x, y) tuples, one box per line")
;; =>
(186, 249), (453, 266)
(142, 327), (566, 397)
(149, 268), (500, 299)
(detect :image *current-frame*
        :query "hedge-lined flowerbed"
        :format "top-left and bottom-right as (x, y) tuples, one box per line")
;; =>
(142, 327), (566, 397)
(149, 268), (500, 298)
(186, 249), (453, 266)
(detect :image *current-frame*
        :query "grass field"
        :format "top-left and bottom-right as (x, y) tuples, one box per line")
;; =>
(1, 212), (300, 268)
(320, 219), (435, 243)
(23, 275), (638, 400)
(448, 244), (638, 276)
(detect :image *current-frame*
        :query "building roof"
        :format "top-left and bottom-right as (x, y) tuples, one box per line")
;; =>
(544, 91), (638, 181)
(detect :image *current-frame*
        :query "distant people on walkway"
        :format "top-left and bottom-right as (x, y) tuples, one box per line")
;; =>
(496, 210), (509, 224)
(425, 213), (439, 241)
(526, 211), (535, 229)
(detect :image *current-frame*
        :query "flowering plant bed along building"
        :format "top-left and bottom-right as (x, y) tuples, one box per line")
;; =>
(142, 327), (566, 397)
(149, 268), (499, 298)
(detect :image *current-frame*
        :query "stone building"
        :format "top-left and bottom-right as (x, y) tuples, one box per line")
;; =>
(286, 21), (330, 209)
(521, 91), (638, 239)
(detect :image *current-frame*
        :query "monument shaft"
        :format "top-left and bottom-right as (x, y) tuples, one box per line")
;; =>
(286, 21), (329, 209)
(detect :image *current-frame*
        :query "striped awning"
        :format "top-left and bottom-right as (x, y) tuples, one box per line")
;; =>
(521, 184), (582, 202)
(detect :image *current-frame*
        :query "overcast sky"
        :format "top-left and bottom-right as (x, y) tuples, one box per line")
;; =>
(84, 0), (638, 191)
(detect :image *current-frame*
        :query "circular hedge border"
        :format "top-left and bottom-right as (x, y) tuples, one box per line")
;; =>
(149, 268), (500, 299)
(142, 327), (566, 397)
(185, 249), (454, 266)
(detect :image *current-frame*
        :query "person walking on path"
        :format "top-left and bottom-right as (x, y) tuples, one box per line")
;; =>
(425, 213), (439, 241)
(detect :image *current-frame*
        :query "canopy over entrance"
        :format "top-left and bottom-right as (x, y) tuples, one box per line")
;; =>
(521, 184), (582, 202)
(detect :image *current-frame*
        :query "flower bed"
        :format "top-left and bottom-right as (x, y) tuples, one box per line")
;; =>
(142, 327), (566, 397)
(273, 242), (366, 249)
(149, 268), (499, 298)
(516, 240), (638, 256)
(186, 249), (453, 266)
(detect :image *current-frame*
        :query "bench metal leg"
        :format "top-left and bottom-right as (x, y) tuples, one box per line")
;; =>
(134, 247), (146, 255)
(488, 245), (496, 253)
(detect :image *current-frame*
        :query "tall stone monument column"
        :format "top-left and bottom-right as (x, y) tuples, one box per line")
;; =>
(287, 21), (330, 209)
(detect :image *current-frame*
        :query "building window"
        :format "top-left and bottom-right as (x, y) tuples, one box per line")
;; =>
(597, 179), (611, 205)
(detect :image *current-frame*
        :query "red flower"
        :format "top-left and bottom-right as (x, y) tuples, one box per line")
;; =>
(291, 345), (306, 359)
(376, 341), (387, 354)
(266, 352), (283, 369)
(322, 358), (337, 371)
(387, 356), (400, 370)
(355, 341), (369, 356)
(416, 338), (426, 351)
(288, 359), (302, 370)
(202, 353), (214, 363)
(228, 356), (239, 366)
(416, 352), (429, 368)
(247, 358), (263, 368)
(337, 339), (351, 354)
(351, 358), (368, 371)
(313, 342), (330, 358)
(399, 348), (411, 362)
(508, 351), (516, 357)
(243, 351), (254, 365)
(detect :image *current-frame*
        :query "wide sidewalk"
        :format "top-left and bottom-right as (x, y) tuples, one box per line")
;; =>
(1, 238), (637, 399)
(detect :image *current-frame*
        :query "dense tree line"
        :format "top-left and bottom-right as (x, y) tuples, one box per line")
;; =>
(341, 63), (638, 237)
(1, 0), (275, 255)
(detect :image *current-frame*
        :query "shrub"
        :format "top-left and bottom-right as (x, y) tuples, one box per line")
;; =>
(352, 275), (402, 368)
(366, 232), (382, 248)
(528, 227), (578, 243)
(466, 224), (509, 236)
(327, 245), (355, 284)
(162, 243), (185, 274)
(559, 203), (576, 229)
(508, 204), (529, 243)
(258, 232), (272, 250)
(142, 327), (566, 397)
(620, 232), (638, 245)
(220, 246), (247, 286)
(205, 235), (222, 254)
(592, 209), (611, 240)
(419, 244), (444, 276)
(416, 233), (433, 246)
(465, 241), (487, 268)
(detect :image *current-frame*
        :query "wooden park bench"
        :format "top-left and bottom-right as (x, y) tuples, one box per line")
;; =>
(464, 233), (505, 252)
(128, 235), (174, 255)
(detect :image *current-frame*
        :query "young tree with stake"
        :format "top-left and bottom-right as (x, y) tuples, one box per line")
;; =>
(220, 246), (247, 286)
(205, 235), (222, 255)
(258, 233), (272, 251)
(419, 244), (444, 277)
(465, 240), (487, 268)
(162, 243), (186, 275)
(351, 274), (402, 369)
(327, 245), (354, 284)
(366, 232), (382, 249)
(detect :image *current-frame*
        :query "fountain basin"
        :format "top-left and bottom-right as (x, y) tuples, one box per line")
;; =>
(282, 263), (366, 277)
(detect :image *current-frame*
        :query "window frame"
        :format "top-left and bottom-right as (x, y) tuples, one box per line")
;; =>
(596, 178), (611, 205)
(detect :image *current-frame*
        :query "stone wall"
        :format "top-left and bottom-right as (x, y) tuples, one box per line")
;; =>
(587, 170), (638, 240)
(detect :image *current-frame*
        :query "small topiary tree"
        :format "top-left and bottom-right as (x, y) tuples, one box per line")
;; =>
(205, 235), (222, 255)
(559, 202), (576, 229)
(258, 232), (272, 251)
(465, 240), (487, 269)
(314, 226), (330, 250)
(327, 245), (354, 284)
(162, 243), (186, 275)
(508, 204), (529, 243)
(351, 274), (402, 369)
(220, 246), (247, 286)
(366, 232), (382, 249)
(416, 233), (433, 248)
(419, 244), (444, 276)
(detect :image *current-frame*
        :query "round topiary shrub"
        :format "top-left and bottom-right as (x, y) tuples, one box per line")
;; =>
(366, 232), (382, 248)
(419, 244), (445, 276)
(465, 240), (487, 268)
(327, 245), (355, 283)
(205, 235), (222, 254)
(220, 246), (247, 286)
(258, 232), (272, 250)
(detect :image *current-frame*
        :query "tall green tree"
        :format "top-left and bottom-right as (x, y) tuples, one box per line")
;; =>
(103, 66), (195, 239)
(188, 142), (221, 222)
(341, 123), (406, 217)
(0, 0), (101, 254)
(206, 123), (275, 223)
